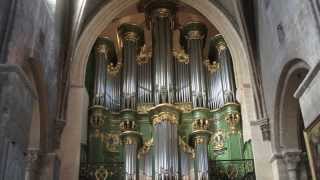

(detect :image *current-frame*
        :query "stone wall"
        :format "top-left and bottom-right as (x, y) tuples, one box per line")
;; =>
(0, 0), (66, 180)
(256, 0), (320, 125)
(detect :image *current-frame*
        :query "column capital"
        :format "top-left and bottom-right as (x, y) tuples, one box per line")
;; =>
(282, 149), (302, 171)
(25, 148), (40, 171)
(180, 22), (208, 47)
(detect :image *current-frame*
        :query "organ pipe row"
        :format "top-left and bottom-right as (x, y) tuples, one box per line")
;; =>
(91, 34), (235, 111)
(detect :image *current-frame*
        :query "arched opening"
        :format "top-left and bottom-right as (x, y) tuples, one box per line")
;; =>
(273, 59), (311, 180)
(59, 0), (271, 179)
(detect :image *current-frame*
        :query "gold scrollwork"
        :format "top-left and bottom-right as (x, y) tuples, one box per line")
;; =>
(204, 59), (220, 74)
(102, 133), (120, 152)
(210, 129), (225, 151)
(225, 113), (241, 134)
(173, 49), (190, 64)
(179, 137), (195, 158)
(137, 103), (154, 114)
(174, 102), (192, 113)
(152, 112), (178, 125)
(107, 62), (122, 76)
(138, 138), (153, 159)
(137, 46), (152, 65)
(95, 166), (112, 180)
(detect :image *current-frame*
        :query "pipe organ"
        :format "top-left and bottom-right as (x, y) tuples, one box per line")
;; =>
(81, 1), (255, 180)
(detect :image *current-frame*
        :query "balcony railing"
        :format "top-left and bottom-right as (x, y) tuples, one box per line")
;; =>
(209, 159), (255, 180)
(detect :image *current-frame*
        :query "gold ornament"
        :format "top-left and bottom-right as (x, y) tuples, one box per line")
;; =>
(137, 46), (152, 65)
(225, 113), (240, 134)
(95, 166), (111, 180)
(107, 62), (122, 76)
(174, 103), (192, 113)
(192, 119), (210, 131)
(173, 49), (190, 64)
(120, 120), (136, 132)
(102, 133), (120, 152)
(204, 59), (220, 74)
(137, 103), (154, 114)
(152, 112), (178, 125)
(138, 138), (153, 159)
(210, 129), (225, 151)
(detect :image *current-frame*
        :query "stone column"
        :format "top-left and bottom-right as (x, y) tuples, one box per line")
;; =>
(190, 109), (211, 180)
(181, 22), (208, 108)
(149, 104), (181, 180)
(283, 150), (302, 180)
(118, 24), (144, 110)
(145, 1), (176, 104)
(120, 112), (141, 180)
(25, 148), (40, 180)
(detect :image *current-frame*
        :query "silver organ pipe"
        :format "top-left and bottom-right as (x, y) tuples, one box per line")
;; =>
(181, 22), (208, 108)
(146, 3), (176, 105)
(93, 37), (109, 106)
(118, 24), (144, 110)
(214, 34), (236, 103)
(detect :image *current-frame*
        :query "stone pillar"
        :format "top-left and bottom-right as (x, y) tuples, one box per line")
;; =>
(145, 1), (176, 104)
(120, 111), (141, 180)
(190, 109), (211, 180)
(118, 23), (144, 110)
(283, 150), (302, 180)
(149, 104), (181, 180)
(25, 148), (40, 180)
(181, 22), (208, 108)
(59, 87), (89, 180)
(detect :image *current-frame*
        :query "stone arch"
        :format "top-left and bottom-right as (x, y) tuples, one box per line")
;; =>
(273, 59), (310, 153)
(60, 0), (264, 179)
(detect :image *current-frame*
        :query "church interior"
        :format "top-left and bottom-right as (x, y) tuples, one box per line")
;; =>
(0, 0), (319, 180)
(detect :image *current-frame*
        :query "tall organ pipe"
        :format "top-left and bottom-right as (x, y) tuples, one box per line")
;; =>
(118, 24), (144, 110)
(93, 37), (110, 106)
(148, 104), (181, 180)
(181, 22), (208, 108)
(214, 34), (236, 103)
(146, 3), (176, 105)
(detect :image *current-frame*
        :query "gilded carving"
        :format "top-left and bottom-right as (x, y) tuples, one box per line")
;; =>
(103, 133), (120, 152)
(204, 59), (220, 74)
(120, 120), (136, 132)
(192, 119), (210, 131)
(95, 166), (111, 180)
(210, 129), (225, 151)
(138, 138), (154, 159)
(152, 112), (178, 125)
(173, 49), (190, 64)
(137, 103), (154, 114)
(137, 46), (152, 65)
(225, 113), (241, 134)
(174, 102), (192, 113)
(179, 137), (195, 158)
(107, 62), (122, 76)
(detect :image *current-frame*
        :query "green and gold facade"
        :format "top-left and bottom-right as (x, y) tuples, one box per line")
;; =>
(80, 1), (255, 179)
